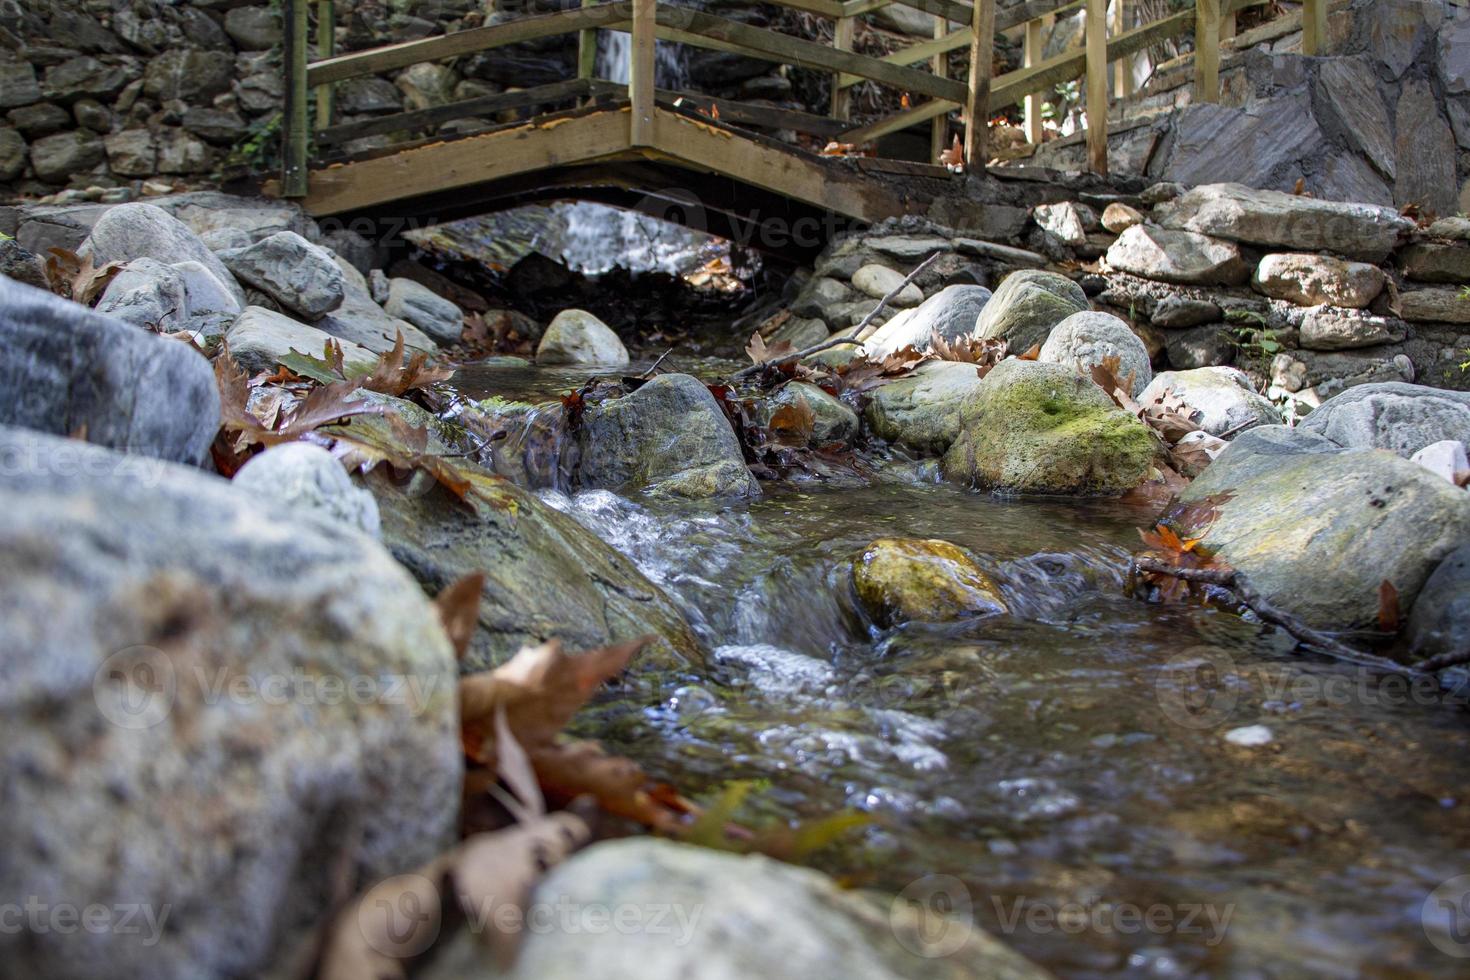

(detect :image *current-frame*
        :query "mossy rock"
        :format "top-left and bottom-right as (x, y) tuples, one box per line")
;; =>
(941, 359), (1159, 495)
(852, 537), (1007, 626)
(760, 381), (859, 446)
(974, 269), (1088, 355)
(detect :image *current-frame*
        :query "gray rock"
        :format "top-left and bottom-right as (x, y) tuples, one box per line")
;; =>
(337, 77), (403, 115)
(0, 127), (25, 181)
(142, 49), (234, 102)
(864, 359), (988, 455)
(1399, 243), (1470, 284)
(942, 359), (1158, 495)
(1406, 545), (1470, 663)
(0, 277), (218, 463)
(1033, 201), (1097, 246)
(1313, 57), (1395, 180)
(1253, 253), (1385, 308)
(182, 107), (248, 145)
(535, 309), (628, 366)
(1140, 367), (1280, 437)
(72, 97), (110, 133)
(1039, 310), (1153, 396)
(103, 128), (156, 176)
(1356, 0), (1442, 78)
(1399, 287), (1470, 324)
(1299, 382), (1470, 456)
(866, 234), (951, 260)
(1271, 348), (1416, 397)
(384, 277), (463, 346)
(171, 259), (242, 320)
(768, 315), (828, 349)
(8, 103), (71, 138)
(1441, 16), (1470, 95)
(0, 238), (49, 289)
(1106, 225), (1249, 286)
(464, 838), (1049, 980)
(1101, 202), (1145, 234)
(42, 57), (139, 103)
(1157, 183), (1415, 262)
(1411, 439), (1470, 485)
(0, 57), (42, 109)
(1161, 96), (1326, 192)
(233, 442), (380, 537)
(221, 231), (345, 319)
(83, 203), (245, 306)
(851, 264), (922, 307)
(1152, 294), (1224, 329)
(224, 6), (281, 50)
(792, 276), (855, 321)
(974, 270), (1088, 355)
(1179, 430), (1470, 631)
(28, 130), (105, 183)
(578, 373), (759, 498)
(153, 191), (314, 244)
(0, 426), (460, 980)
(224, 306), (378, 376)
(94, 257), (188, 331)
(317, 255), (438, 354)
(762, 381), (859, 446)
(1298, 308), (1407, 351)
(1394, 79), (1460, 218)
(862, 284), (993, 359)
(154, 129), (217, 175)
(394, 62), (458, 111)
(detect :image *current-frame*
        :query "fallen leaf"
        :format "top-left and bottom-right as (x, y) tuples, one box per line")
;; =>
(768, 395), (816, 447)
(745, 331), (795, 367)
(436, 573), (486, 661)
(939, 134), (964, 170)
(1377, 580), (1401, 633)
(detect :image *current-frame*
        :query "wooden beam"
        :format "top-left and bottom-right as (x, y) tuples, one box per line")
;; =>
(1301, 0), (1326, 55)
(1195, 0), (1221, 102)
(316, 79), (592, 144)
(307, 2), (632, 85)
(1023, 14), (1044, 144)
(839, 98), (953, 145)
(831, 15), (855, 120)
(931, 14), (949, 162)
(990, 7), (1192, 108)
(591, 81), (848, 137)
(995, 0), (1082, 33)
(964, 0), (995, 165)
(844, 0), (974, 29)
(1085, 0), (1106, 174)
(281, 0), (309, 198)
(1111, 0), (1131, 98)
(654, 5), (968, 102)
(578, 0), (598, 95)
(315, 0), (335, 127)
(629, 0), (655, 145)
(835, 27), (972, 91)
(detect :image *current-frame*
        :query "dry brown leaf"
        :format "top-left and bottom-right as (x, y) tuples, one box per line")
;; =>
(768, 395), (816, 447)
(1377, 580), (1401, 633)
(360, 331), (456, 396)
(939, 134), (964, 170)
(435, 573), (485, 662)
(744, 331), (795, 367)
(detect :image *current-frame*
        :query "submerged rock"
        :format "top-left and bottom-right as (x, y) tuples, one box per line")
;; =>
(864, 359), (988, 455)
(942, 359), (1158, 495)
(578, 374), (759, 498)
(369, 464), (703, 673)
(0, 277), (218, 464)
(535, 308), (629, 366)
(1298, 382), (1470, 456)
(861, 284), (993, 360)
(974, 270), (1088, 355)
(0, 426), (461, 979)
(852, 537), (1007, 626)
(1177, 426), (1470, 633)
(440, 838), (1049, 980)
(232, 442), (381, 537)
(1140, 367), (1280, 437)
(1038, 310), (1153, 396)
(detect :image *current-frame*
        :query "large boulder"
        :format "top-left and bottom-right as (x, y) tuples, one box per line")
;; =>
(1104, 225), (1249, 286)
(383, 277), (463, 346)
(1253, 252), (1386, 308)
(578, 374), (759, 498)
(942, 359), (1158, 494)
(473, 838), (1048, 980)
(1157, 183), (1415, 262)
(232, 442), (381, 537)
(1177, 426), (1470, 632)
(1299, 383), (1470, 456)
(81, 203), (245, 307)
(316, 253), (437, 354)
(0, 277), (218, 464)
(220, 231), (345, 319)
(1406, 545), (1470, 664)
(1139, 367), (1280, 437)
(852, 537), (1007, 626)
(368, 464), (703, 673)
(861, 284), (992, 359)
(1038, 310), (1153, 396)
(224, 306), (378, 376)
(0, 426), (461, 979)
(93, 256), (189, 332)
(864, 359), (988, 454)
(536, 309), (629, 366)
(974, 270), (1088, 355)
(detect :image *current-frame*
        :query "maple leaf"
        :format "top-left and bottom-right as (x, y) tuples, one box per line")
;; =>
(939, 134), (964, 170)
(745, 331), (794, 367)
(45, 247), (124, 306)
(1016, 342), (1042, 361)
(360, 331), (456, 396)
(929, 329), (1006, 373)
(435, 572), (486, 661)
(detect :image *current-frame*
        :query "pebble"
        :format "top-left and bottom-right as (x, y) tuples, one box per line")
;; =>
(1224, 725), (1274, 746)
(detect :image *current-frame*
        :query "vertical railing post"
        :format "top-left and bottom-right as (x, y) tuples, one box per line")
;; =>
(1023, 14), (1045, 145)
(1111, 0), (1130, 98)
(1195, 0), (1221, 103)
(629, 0), (655, 146)
(1084, 0), (1107, 174)
(930, 14), (948, 161)
(830, 14), (855, 121)
(963, 0), (995, 167)
(1301, 0), (1326, 55)
(315, 0), (335, 129)
(281, 0), (309, 198)
(578, 0), (598, 103)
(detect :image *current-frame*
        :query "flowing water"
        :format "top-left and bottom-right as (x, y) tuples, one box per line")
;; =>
(449, 351), (1470, 978)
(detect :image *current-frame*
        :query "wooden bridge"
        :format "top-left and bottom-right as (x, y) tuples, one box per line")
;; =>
(264, 0), (1328, 244)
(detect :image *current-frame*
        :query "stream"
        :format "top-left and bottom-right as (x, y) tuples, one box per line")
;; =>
(446, 352), (1470, 979)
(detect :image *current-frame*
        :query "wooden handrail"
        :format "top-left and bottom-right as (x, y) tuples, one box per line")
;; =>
(316, 79), (594, 144)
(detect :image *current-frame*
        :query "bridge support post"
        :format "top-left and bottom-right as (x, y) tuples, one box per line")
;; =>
(578, 0), (598, 104)
(629, 0), (655, 145)
(1085, 0), (1107, 174)
(930, 14), (948, 161)
(316, 0), (335, 128)
(963, 0), (995, 167)
(1301, 0), (1327, 55)
(831, 15), (855, 121)
(1022, 14), (1046, 145)
(1194, 0), (1221, 103)
(1112, 0), (1132, 99)
(281, 0), (310, 198)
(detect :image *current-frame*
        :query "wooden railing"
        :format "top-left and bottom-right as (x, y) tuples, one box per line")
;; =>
(279, 0), (1327, 197)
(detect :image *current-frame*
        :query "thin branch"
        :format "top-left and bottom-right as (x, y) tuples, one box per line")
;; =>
(640, 347), (674, 378)
(732, 252), (941, 380)
(1413, 649), (1470, 673)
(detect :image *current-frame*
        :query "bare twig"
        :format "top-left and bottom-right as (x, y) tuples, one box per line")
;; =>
(1413, 649), (1470, 673)
(640, 347), (674, 378)
(732, 252), (941, 380)
(1132, 557), (1419, 674)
